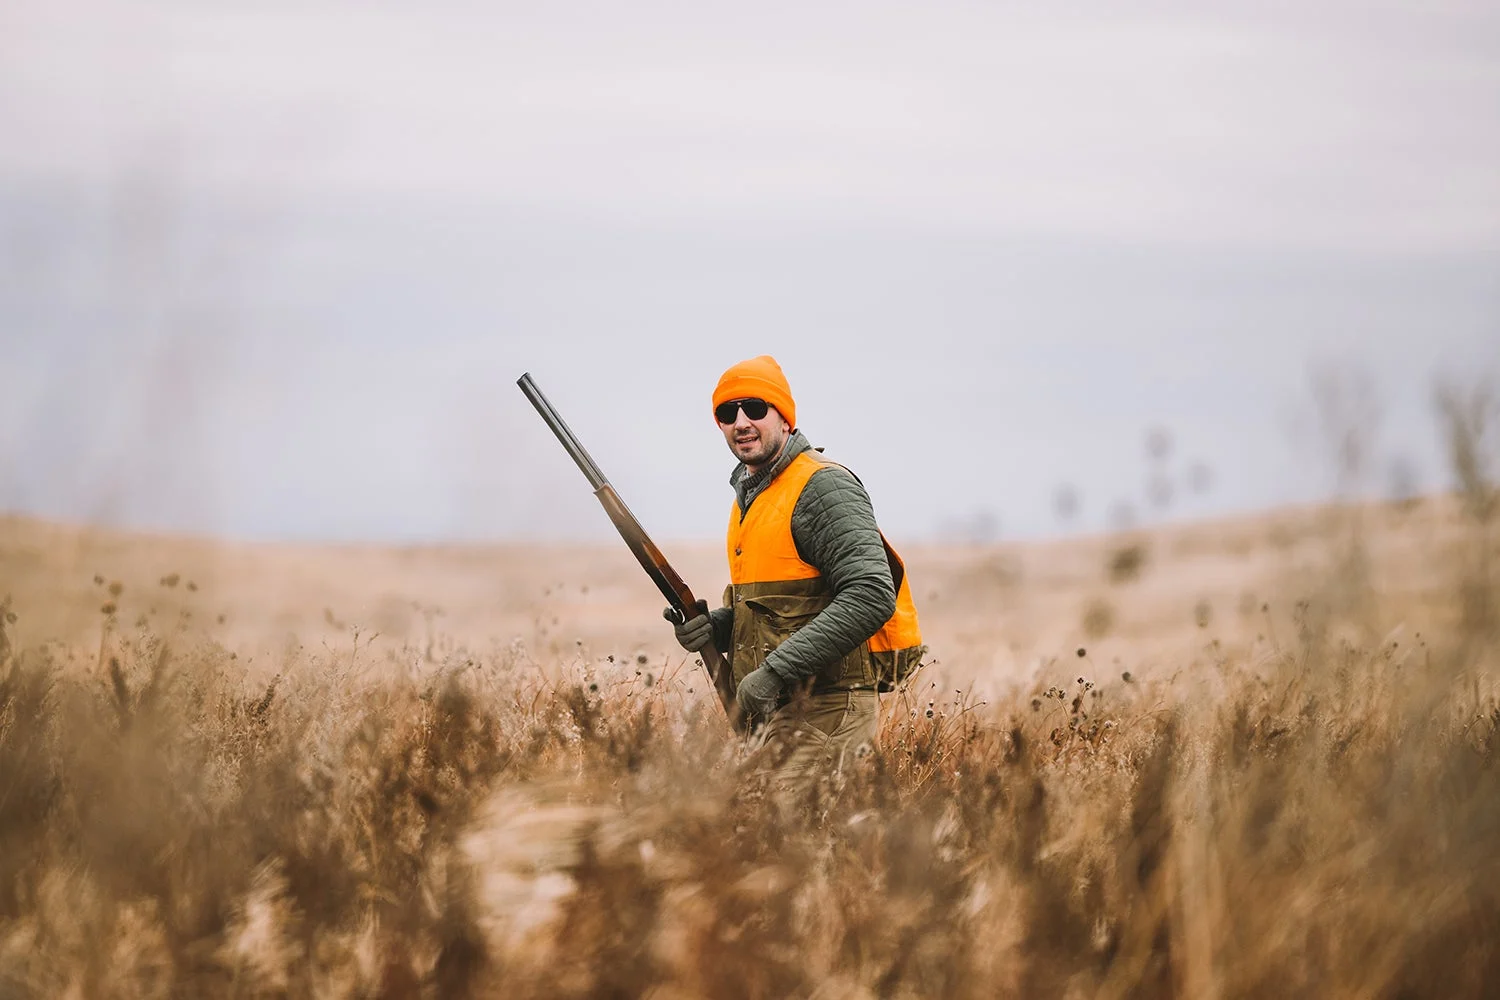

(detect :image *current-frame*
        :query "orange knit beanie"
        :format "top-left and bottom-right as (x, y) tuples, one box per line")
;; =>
(712, 355), (796, 429)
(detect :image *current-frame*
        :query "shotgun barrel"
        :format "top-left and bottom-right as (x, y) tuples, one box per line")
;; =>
(517, 373), (742, 731)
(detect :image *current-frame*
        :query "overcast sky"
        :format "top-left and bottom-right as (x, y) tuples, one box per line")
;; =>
(2, 0), (1498, 544)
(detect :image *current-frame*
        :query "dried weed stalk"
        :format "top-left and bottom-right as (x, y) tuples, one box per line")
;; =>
(0, 572), (1494, 998)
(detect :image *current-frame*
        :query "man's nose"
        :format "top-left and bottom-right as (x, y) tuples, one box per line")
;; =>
(733, 410), (754, 430)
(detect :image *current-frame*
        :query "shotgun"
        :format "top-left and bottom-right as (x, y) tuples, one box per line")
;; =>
(516, 373), (743, 732)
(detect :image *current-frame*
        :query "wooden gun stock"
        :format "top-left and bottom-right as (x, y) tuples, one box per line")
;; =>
(517, 373), (743, 732)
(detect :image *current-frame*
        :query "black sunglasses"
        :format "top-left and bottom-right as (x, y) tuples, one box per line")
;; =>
(715, 398), (771, 424)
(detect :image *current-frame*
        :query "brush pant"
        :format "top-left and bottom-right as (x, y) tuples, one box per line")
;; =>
(752, 688), (878, 798)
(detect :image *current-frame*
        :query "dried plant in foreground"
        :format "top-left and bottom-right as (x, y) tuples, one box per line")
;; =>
(1, 566), (1497, 1000)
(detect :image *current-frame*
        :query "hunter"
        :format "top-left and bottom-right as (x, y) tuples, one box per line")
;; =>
(667, 355), (923, 788)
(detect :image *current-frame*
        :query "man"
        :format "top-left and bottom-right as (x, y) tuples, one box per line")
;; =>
(666, 355), (923, 790)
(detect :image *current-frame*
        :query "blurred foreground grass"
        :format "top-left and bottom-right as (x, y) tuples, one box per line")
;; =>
(1, 516), (1497, 1000)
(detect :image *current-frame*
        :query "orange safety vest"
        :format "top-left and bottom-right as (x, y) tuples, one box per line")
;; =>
(724, 450), (924, 691)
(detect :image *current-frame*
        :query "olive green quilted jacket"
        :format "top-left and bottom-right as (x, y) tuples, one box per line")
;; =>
(707, 430), (896, 684)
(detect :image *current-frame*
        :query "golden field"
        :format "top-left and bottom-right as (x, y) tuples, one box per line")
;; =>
(0, 484), (1496, 997)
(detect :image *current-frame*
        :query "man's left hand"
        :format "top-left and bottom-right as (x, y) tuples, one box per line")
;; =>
(736, 665), (784, 723)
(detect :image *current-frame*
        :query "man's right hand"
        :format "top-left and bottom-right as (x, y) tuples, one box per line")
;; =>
(664, 601), (713, 652)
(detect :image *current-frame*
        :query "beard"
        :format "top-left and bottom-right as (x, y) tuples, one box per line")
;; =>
(733, 427), (786, 467)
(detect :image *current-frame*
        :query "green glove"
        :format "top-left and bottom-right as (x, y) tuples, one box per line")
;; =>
(664, 601), (713, 652)
(736, 665), (784, 723)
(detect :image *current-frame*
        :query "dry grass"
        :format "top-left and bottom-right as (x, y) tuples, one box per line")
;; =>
(3, 378), (1498, 997)
(1, 508), (1497, 999)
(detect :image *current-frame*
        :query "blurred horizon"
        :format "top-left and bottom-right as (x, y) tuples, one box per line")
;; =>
(4, 0), (1498, 545)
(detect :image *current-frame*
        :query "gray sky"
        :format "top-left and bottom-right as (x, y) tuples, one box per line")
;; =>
(3, 0), (1498, 544)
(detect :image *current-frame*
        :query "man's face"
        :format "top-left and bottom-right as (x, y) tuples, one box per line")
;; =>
(717, 398), (791, 470)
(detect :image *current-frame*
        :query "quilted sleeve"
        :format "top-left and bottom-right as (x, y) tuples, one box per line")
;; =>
(763, 466), (896, 683)
(708, 605), (734, 659)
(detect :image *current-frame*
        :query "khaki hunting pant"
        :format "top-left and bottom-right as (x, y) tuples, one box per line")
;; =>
(750, 688), (878, 799)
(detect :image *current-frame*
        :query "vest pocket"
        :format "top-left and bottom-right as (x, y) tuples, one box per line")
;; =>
(743, 594), (871, 689)
(743, 595), (822, 676)
(743, 594), (824, 629)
